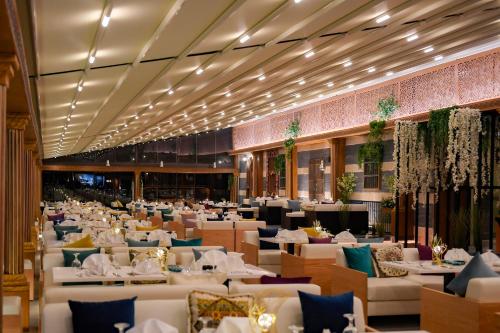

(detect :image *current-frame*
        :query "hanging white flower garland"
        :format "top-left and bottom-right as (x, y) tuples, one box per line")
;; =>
(445, 108), (482, 200)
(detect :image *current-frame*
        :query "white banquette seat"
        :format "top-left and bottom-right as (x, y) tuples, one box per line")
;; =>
(243, 230), (284, 274)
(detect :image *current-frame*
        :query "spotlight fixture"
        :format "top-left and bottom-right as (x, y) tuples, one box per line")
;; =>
(367, 67), (376, 73)
(202, 105), (207, 109)
(71, 103), (75, 109)
(241, 103), (246, 108)
(270, 102), (275, 107)
(124, 124), (128, 128)
(305, 50), (315, 58)
(376, 14), (390, 23)
(135, 115), (139, 119)
(239, 34), (250, 43)
(348, 84), (354, 88)
(434, 55), (444, 61)
(258, 75), (266, 81)
(327, 82), (334, 88)
(168, 89), (174, 95)
(295, 93), (301, 98)
(148, 104), (153, 109)
(77, 82), (83, 92)
(266, 92), (272, 98)
(184, 114), (188, 118)
(225, 92), (232, 97)
(89, 54), (96, 64)
(343, 61), (352, 67)
(294, 0), (303, 3)
(195, 67), (204, 75)
(298, 79), (306, 85)
(101, 14), (111, 27)
(424, 46), (434, 53)
(386, 71), (394, 76)
(406, 34), (418, 42)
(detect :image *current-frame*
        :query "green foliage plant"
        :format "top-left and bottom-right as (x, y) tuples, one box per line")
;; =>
(283, 120), (300, 160)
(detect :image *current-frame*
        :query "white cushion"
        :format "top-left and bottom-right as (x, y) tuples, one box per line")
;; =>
(403, 274), (443, 290)
(234, 221), (266, 230)
(367, 277), (421, 301)
(229, 283), (321, 296)
(258, 250), (283, 265)
(402, 248), (420, 261)
(243, 230), (259, 247)
(465, 277), (500, 302)
(300, 244), (345, 259)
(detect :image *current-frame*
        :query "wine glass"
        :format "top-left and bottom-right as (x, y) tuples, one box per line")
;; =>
(342, 313), (357, 333)
(71, 253), (82, 274)
(62, 230), (68, 242)
(198, 317), (215, 333)
(110, 254), (120, 269)
(288, 324), (304, 333)
(114, 322), (130, 333)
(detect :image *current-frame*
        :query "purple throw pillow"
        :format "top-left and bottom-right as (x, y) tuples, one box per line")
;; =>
(260, 275), (312, 284)
(308, 236), (332, 244)
(182, 218), (198, 228)
(48, 212), (64, 221)
(417, 244), (432, 260)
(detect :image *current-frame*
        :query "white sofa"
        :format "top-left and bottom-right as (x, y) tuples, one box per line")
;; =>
(241, 230), (284, 275)
(228, 281), (321, 296)
(332, 246), (443, 317)
(42, 296), (366, 333)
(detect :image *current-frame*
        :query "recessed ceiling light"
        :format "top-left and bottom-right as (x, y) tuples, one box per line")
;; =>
(204, 119), (207, 123)
(266, 92), (272, 98)
(294, 0), (302, 3)
(148, 105), (153, 109)
(202, 105), (207, 109)
(225, 92), (232, 97)
(272, 109), (276, 113)
(135, 115), (139, 119)
(195, 67), (204, 75)
(367, 67), (376, 73)
(406, 34), (418, 42)
(168, 89), (174, 95)
(220, 111), (225, 116)
(239, 120), (243, 124)
(169, 120), (173, 124)
(423, 46), (434, 53)
(386, 71), (394, 76)
(77, 83), (83, 92)
(101, 15), (111, 27)
(270, 102), (275, 107)
(258, 75), (266, 81)
(295, 93), (301, 98)
(241, 103), (245, 108)
(89, 55), (96, 64)
(71, 103), (75, 109)
(318, 94), (324, 98)
(343, 61), (352, 67)
(124, 124), (128, 128)
(239, 34), (250, 43)
(348, 84), (354, 88)
(434, 55), (444, 61)
(67, 115), (71, 120)
(376, 14), (390, 24)
(305, 50), (315, 58)
(298, 79), (306, 85)
(327, 82), (334, 88)
(292, 102), (298, 107)
(184, 114), (188, 118)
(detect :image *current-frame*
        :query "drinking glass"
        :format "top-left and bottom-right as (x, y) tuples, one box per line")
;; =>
(114, 322), (130, 333)
(342, 313), (357, 333)
(288, 324), (304, 333)
(71, 253), (82, 274)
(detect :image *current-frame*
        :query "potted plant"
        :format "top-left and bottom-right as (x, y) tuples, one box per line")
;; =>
(336, 173), (356, 231)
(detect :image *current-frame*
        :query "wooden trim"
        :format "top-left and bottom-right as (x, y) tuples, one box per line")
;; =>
(166, 222), (185, 240)
(330, 264), (368, 322)
(421, 287), (500, 333)
(281, 253), (335, 295)
(41, 164), (234, 174)
(241, 242), (258, 266)
(231, 98), (500, 154)
(192, 229), (235, 251)
(330, 138), (345, 201)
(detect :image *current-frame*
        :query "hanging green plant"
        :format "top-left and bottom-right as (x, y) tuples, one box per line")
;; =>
(375, 95), (399, 120)
(357, 120), (385, 167)
(273, 154), (285, 174)
(283, 119), (300, 160)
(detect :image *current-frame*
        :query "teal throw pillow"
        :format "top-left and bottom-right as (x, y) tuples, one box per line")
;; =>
(171, 238), (202, 247)
(62, 248), (101, 267)
(126, 239), (160, 247)
(342, 245), (375, 277)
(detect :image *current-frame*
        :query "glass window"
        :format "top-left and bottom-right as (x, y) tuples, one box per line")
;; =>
(363, 162), (380, 189)
(115, 145), (136, 163)
(137, 142), (158, 164)
(177, 136), (196, 165)
(197, 132), (215, 166)
(158, 138), (177, 164)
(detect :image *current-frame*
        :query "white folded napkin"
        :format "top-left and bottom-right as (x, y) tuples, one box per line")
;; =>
(195, 250), (245, 273)
(335, 230), (356, 243)
(481, 250), (499, 265)
(444, 248), (472, 262)
(65, 233), (84, 243)
(133, 258), (161, 275)
(128, 319), (178, 333)
(82, 254), (115, 276)
(147, 230), (172, 247)
(96, 230), (124, 244)
(277, 229), (308, 242)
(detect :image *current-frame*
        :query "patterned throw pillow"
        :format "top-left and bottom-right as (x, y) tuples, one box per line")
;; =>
(371, 245), (408, 278)
(187, 290), (254, 333)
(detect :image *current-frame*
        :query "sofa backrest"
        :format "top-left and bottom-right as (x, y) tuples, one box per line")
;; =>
(199, 221), (233, 230)
(465, 277), (500, 302)
(402, 248), (419, 261)
(229, 283), (321, 296)
(234, 221), (266, 230)
(44, 284), (228, 304)
(42, 296), (365, 333)
(314, 204), (367, 212)
(300, 244), (345, 259)
(336, 246), (420, 268)
(243, 230), (259, 246)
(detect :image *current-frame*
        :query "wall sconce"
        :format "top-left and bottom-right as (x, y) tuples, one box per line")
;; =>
(106, 160), (110, 167)
(160, 160), (164, 167)
(213, 161), (217, 168)
(319, 160), (325, 171)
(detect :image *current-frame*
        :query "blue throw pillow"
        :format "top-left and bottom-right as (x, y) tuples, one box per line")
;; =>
(62, 248), (101, 267)
(299, 291), (353, 333)
(257, 227), (280, 250)
(126, 239), (160, 247)
(55, 228), (82, 241)
(287, 200), (301, 212)
(54, 225), (80, 231)
(342, 246), (375, 277)
(68, 297), (136, 333)
(447, 253), (498, 296)
(171, 238), (203, 247)
(192, 247), (227, 261)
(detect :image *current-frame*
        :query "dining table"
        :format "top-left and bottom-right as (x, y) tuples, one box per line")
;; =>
(52, 266), (169, 283)
(259, 237), (310, 255)
(379, 260), (500, 293)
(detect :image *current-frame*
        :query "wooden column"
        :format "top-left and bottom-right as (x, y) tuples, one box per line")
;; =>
(134, 170), (141, 200)
(285, 147), (298, 199)
(252, 152), (263, 197)
(330, 138), (346, 201)
(0, 55), (19, 328)
(3, 114), (30, 329)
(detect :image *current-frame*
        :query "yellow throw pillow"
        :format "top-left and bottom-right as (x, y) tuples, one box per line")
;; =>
(136, 225), (160, 231)
(63, 234), (94, 248)
(301, 227), (321, 237)
(188, 290), (254, 333)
